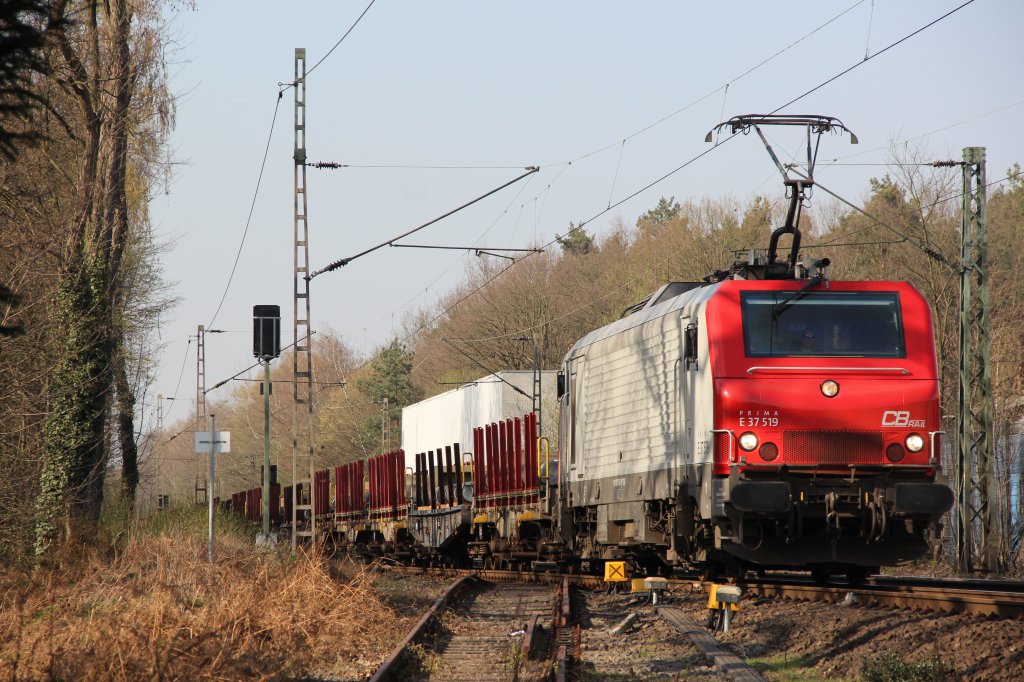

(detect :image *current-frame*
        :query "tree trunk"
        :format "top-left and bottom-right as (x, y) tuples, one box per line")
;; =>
(116, 351), (139, 505)
(35, 0), (134, 553)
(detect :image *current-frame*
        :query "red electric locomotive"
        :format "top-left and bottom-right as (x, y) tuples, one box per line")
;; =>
(555, 116), (953, 582)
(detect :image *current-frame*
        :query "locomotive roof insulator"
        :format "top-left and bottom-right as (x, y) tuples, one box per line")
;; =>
(796, 256), (831, 284)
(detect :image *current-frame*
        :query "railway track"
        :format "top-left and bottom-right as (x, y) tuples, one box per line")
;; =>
(742, 573), (1024, 618)
(371, 575), (572, 681)
(372, 565), (1024, 682)
(382, 564), (1024, 618)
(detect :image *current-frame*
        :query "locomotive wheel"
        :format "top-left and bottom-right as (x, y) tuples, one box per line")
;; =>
(845, 565), (878, 586)
(811, 565), (832, 585)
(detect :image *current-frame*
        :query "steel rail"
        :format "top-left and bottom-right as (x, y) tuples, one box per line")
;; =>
(373, 569), (563, 681)
(741, 575), (1024, 618)
(368, 574), (472, 682)
(380, 565), (1024, 618)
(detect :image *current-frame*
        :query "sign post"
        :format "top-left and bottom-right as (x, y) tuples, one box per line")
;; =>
(195, 421), (230, 562)
(208, 414), (215, 562)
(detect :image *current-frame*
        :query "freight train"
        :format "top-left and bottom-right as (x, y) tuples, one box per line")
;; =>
(229, 249), (953, 583)
(229, 115), (954, 584)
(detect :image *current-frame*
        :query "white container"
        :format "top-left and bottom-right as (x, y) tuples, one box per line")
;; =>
(401, 370), (558, 471)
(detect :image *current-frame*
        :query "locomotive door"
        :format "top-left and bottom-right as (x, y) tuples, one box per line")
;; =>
(675, 318), (696, 482)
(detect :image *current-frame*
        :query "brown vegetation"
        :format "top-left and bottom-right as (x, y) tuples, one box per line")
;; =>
(0, 509), (409, 681)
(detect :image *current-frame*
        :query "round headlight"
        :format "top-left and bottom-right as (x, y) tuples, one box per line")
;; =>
(739, 432), (759, 452)
(820, 380), (839, 398)
(885, 443), (905, 462)
(905, 433), (924, 453)
(759, 442), (779, 462)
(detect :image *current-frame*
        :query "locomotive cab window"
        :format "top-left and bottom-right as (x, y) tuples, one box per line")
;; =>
(741, 291), (906, 358)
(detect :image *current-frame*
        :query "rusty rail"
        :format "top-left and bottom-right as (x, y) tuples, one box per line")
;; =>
(368, 575), (472, 682)
(379, 565), (1024, 619)
(743, 576), (1024, 618)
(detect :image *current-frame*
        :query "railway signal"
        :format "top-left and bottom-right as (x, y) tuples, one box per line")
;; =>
(254, 304), (281, 543)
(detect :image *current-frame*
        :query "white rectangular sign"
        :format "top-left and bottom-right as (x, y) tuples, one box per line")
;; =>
(195, 431), (231, 453)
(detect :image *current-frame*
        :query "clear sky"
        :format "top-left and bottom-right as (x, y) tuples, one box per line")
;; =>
(150, 0), (1023, 430)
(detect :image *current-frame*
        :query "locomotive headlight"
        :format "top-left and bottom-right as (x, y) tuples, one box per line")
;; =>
(820, 379), (839, 398)
(738, 431), (759, 451)
(905, 433), (924, 453)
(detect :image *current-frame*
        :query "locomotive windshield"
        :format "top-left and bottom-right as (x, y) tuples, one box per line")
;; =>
(741, 291), (906, 358)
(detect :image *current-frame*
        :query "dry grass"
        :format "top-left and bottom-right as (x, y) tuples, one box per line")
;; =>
(0, 509), (407, 681)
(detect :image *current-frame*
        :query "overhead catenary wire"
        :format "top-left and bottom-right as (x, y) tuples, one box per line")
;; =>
(441, 337), (531, 400)
(399, 135), (736, 346)
(304, 0), (377, 80)
(769, 0), (976, 114)
(308, 166), (539, 279)
(863, 0), (876, 60)
(395, 0), (976, 348)
(206, 93), (283, 329)
(307, 161), (529, 170)
(367, 166), (548, 328)
(161, 332), (316, 445)
(389, 243), (542, 254)
(820, 99), (1024, 166)
(802, 173), (1016, 251)
(204, 0), (378, 329)
(789, 167), (953, 268)
(540, 0), (871, 169)
(161, 338), (193, 422)
(356, 0), (899, 337)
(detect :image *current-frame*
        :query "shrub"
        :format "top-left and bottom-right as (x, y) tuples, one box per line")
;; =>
(862, 652), (954, 682)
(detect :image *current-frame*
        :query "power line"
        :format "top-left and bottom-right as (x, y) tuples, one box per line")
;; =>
(305, 0), (377, 80)
(360, 0), (878, 336)
(160, 332), (318, 445)
(395, 0), (974, 348)
(307, 161), (528, 170)
(398, 138), (734, 345)
(309, 167), (539, 278)
(540, 0), (870, 168)
(790, 167), (953, 268)
(206, 92), (283, 329)
(161, 338), (193, 422)
(769, 0), (977, 114)
(820, 99), (1024, 166)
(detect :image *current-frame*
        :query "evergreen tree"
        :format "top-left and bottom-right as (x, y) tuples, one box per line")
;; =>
(0, 0), (52, 160)
(355, 339), (422, 453)
(556, 222), (595, 256)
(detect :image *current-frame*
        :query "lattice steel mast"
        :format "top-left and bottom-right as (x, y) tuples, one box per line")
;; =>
(956, 146), (997, 574)
(195, 325), (207, 504)
(291, 48), (317, 548)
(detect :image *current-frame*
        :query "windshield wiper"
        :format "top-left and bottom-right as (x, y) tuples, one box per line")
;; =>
(772, 275), (823, 319)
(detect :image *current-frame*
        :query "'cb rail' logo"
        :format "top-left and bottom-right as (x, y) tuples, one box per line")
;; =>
(881, 410), (926, 428)
(881, 410), (911, 427)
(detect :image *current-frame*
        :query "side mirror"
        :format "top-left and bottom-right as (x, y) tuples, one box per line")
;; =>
(556, 370), (566, 400)
(684, 323), (698, 369)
